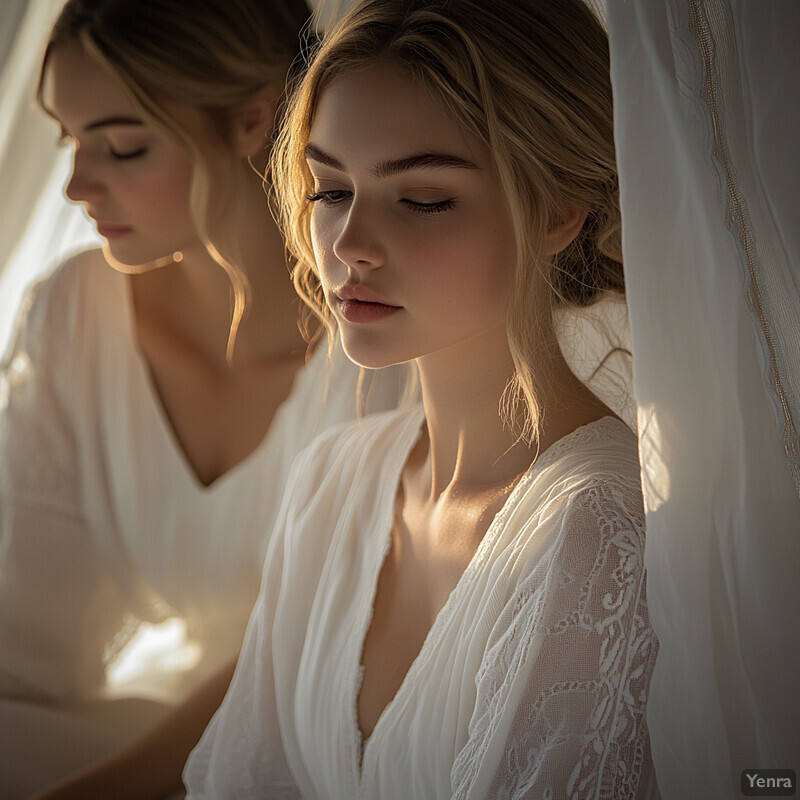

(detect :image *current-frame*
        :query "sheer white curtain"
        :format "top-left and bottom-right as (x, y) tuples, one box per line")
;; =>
(607, 2), (800, 798)
(0, 0), (99, 353)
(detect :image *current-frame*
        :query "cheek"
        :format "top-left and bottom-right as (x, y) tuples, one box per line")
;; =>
(309, 211), (326, 263)
(126, 161), (194, 228)
(310, 210), (342, 290)
(410, 218), (515, 325)
(408, 221), (508, 291)
(458, 212), (516, 293)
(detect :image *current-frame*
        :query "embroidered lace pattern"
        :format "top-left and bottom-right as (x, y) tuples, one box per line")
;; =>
(451, 476), (657, 799)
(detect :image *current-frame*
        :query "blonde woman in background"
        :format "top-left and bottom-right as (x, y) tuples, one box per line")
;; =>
(0, 0), (400, 797)
(186, 0), (659, 797)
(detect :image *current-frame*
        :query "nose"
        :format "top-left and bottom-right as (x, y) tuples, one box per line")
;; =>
(332, 198), (385, 275)
(65, 149), (105, 205)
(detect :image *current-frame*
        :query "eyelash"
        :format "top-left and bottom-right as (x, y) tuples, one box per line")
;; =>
(110, 147), (147, 160)
(306, 191), (455, 216)
(402, 198), (455, 215)
(55, 133), (147, 162)
(306, 190), (350, 206)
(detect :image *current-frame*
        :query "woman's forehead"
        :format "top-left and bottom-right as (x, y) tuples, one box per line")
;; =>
(307, 61), (488, 173)
(43, 42), (139, 129)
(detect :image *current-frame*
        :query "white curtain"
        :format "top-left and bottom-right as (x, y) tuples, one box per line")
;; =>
(607, 2), (800, 798)
(0, 0), (99, 352)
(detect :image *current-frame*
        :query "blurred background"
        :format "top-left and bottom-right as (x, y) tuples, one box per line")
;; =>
(0, 0), (203, 697)
(0, 0), (101, 353)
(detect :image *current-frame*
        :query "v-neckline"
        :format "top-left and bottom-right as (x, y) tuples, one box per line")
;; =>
(120, 272), (308, 495)
(352, 410), (625, 786)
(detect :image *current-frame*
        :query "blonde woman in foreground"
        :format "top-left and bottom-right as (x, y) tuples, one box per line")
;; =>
(185, 0), (660, 797)
(0, 0), (400, 797)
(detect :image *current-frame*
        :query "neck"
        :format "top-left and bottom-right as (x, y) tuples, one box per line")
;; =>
(413, 325), (536, 500)
(131, 172), (304, 365)
(412, 324), (612, 502)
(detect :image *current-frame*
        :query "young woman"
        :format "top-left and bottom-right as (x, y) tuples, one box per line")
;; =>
(184, 0), (659, 797)
(0, 0), (399, 796)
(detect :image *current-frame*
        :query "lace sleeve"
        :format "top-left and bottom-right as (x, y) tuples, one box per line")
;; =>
(0, 271), (132, 700)
(451, 480), (659, 800)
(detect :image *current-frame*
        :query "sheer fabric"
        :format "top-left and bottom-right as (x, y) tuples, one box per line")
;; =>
(555, 296), (635, 431)
(0, 1), (28, 70)
(0, 0), (100, 351)
(0, 250), (400, 796)
(185, 408), (658, 799)
(607, 2), (800, 797)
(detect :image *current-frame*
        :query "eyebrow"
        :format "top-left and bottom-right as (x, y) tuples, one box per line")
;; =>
(83, 116), (144, 132)
(44, 111), (146, 136)
(304, 143), (479, 177)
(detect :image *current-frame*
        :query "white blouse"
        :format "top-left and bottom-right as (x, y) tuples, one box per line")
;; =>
(0, 249), (400, 705)
(185, 406), (659, 800)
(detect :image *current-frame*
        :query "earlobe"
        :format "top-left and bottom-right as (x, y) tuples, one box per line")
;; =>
(233, 85), (280, 158)
(541, 205), (589, 257)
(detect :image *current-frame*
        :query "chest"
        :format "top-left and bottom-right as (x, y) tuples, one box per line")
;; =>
(284, 485), (526, 800)
(140, 335), (305, 487)
(356, 493), (506, 743)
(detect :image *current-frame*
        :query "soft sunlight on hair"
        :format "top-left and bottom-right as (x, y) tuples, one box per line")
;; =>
(272, 0), (622, 443)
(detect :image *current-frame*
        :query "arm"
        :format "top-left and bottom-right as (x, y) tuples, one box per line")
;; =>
(182, 445), (320, 800)
(0, 268), (131, 701)
(452, 480), (659, 800)
(29, 659), (236, 800)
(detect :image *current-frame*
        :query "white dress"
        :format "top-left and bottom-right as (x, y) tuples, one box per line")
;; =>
(185, 406), (659, 800)
(0, 250), (400, 795)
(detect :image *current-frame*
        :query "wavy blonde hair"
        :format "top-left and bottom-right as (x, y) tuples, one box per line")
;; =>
(39, 0), (309, 360)
(272, 0), (621, 441)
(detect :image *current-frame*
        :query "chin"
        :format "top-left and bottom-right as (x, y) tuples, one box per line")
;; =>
(338, 332), (414, 371)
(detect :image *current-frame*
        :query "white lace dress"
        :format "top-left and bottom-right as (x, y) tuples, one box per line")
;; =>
(0, 250), (400, 796)
(184, 406), (659, 800)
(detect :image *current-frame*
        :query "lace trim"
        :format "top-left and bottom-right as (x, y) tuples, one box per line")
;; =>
(533, 417), (633, 476)
(452, 480), (657, 799)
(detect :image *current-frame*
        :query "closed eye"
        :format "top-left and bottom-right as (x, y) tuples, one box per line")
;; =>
(307, 190), (352, 206)
(307, 191), (455, 217)
(110, 146), (147, 160)
(401, 198), (455, 216)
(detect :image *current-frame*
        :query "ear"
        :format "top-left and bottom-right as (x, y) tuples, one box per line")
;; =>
(541, 205), (589, 257)
(231, 85), (281, 158)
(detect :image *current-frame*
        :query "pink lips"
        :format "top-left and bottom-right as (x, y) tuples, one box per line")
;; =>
(334, 284), (401, 324)
(95, 221), (132, 238)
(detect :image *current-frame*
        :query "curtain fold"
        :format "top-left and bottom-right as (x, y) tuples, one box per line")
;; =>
(0, 0), (99, 351)
(607, 2), (800, 797)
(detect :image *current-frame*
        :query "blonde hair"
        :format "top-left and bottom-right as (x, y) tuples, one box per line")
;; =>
(39, 0), (310, 360)
(272, 0), (622, 441)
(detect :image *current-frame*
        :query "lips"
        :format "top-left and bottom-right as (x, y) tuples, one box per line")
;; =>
(335, 284), (396, 305)
(333, 284), (401, 324)
(94, 220), (133, 238)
